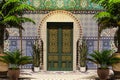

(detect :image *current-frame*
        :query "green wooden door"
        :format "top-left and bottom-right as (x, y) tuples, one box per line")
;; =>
(47, 22), (73, 71)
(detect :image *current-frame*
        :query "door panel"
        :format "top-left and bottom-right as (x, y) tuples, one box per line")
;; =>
(47, 22), (73, 71)
(47, 26), (59, 71)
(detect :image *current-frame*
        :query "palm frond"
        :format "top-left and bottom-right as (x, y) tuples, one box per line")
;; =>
(94, 11), (118, 34)
(109, 0), (120, 4)
(1, 49), (32, 68)
(94, 12), (111, 20)
(19, 17), (35, 24)
(87, 50), (120, 68)
(3, 15), (20, 24)
(8, 4), (35, 15)
(109, 57), (120, 65)
(0, 11), (4, 17)
(18, 56), (32, 65)
(88, 51), (102, 64)
(2, 0), (20, 10)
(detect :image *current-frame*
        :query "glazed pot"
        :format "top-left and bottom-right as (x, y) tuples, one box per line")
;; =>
(97, 68), (109, 80)
(0, 54), (8, 71)
(0, 54), (8, 77)
(8, 68), (20, 80)
(80, 66), (87, 73)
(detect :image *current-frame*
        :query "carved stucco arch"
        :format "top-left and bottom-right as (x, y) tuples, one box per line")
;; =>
(38, 10), (82, 71)
(38, 10), (82, 38)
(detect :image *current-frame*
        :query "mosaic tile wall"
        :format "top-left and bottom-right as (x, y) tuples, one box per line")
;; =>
(5, 12), (117, 69)
(7, 12), (116, 38)
(5, 14), (116, 69)
(26, 0), (103, 10)
(8, 13), (98, 37)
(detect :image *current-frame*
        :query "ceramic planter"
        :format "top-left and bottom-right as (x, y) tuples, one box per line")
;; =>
(97, 68), (109, 80)
(0, 54), (8, 77)
(34, 67), (40, 72)
(7, 68), (20, 80)
(80, 66), (87, 72)
(112, 53), (120, 78)
(0, 54), (8, 71)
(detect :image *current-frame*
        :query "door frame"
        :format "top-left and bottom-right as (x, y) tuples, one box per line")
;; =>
(47, 22), (73, 71)
(38, 10), (82, 71)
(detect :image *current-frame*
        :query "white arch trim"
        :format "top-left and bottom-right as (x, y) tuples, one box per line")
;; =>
(38, 10), (82, 71)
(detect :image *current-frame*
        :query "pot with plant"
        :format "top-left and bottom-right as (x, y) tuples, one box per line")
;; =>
(88, 50), (120, 80)
(0, 49), (32, 80)
(78, 39), (88, 72)
(32, 41), (40, 72)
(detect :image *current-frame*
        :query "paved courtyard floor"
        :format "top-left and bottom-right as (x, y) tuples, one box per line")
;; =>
(20, 69), (102, 80)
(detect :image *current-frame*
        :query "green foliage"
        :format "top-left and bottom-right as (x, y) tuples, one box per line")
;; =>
(0, 0), (35, 53)
(88, 50), (120, 69)
(0, 49), (32, 69)
(0, 0), (35, 28)
(32, 41), (40, 67)
(79, 39), (88, 67)
(91, 0), (120, 51)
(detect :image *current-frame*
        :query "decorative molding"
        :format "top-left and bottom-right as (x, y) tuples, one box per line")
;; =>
(83, 36), (114, 40)
(8, 36), (40, 40)
(27, 0), (103, 10)
(38, 10), (82, 38)
(8, 36), (114, 40)
(23, 10), (104, 14)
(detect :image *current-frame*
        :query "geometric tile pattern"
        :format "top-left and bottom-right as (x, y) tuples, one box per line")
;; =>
(27, 0), (103, 10)
(4, 11), (117, 69)
(15, 14), (99, 37)
(5, 36), (115, 69)
(76, 14), (98, 36)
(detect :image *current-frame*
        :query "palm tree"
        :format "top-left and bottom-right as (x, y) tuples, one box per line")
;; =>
(91, 0), (120, 52)
(0, 0), (35, 53)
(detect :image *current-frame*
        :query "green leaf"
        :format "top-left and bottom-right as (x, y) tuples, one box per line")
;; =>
(0, 11), (4, 17)
(88, 50), (120, 68)
(8, 4), (35, 15)
(0, 49), (32, 69)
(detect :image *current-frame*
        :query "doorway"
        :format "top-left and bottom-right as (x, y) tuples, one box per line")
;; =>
(47, 22), (73, 71)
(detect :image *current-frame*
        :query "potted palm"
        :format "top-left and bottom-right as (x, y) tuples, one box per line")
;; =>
(78, 39), (88, 72)
(0, 49), (32, 80)
(32, 41), (40, 72)
(88, 50), (120, 80)
(90, 0), (120, 77)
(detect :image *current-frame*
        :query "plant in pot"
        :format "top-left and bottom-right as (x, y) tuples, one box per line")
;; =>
(32, 41), (40, 72)
(88, 49), (120, 80)
(78, 39), (88, 72)
(0, 49), (32, 80)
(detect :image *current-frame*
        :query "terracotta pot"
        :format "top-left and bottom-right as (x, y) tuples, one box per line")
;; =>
(112, 53), (120, 78)
(0, 54), (8, 77)
(97, 68), (109, 80)
(8, 68), (20, 80)
(112, 53), (120, 71)
(0, 54), (8, 71)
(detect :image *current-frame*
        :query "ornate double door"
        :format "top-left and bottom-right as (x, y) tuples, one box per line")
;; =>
(47, 22), (73, 71)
